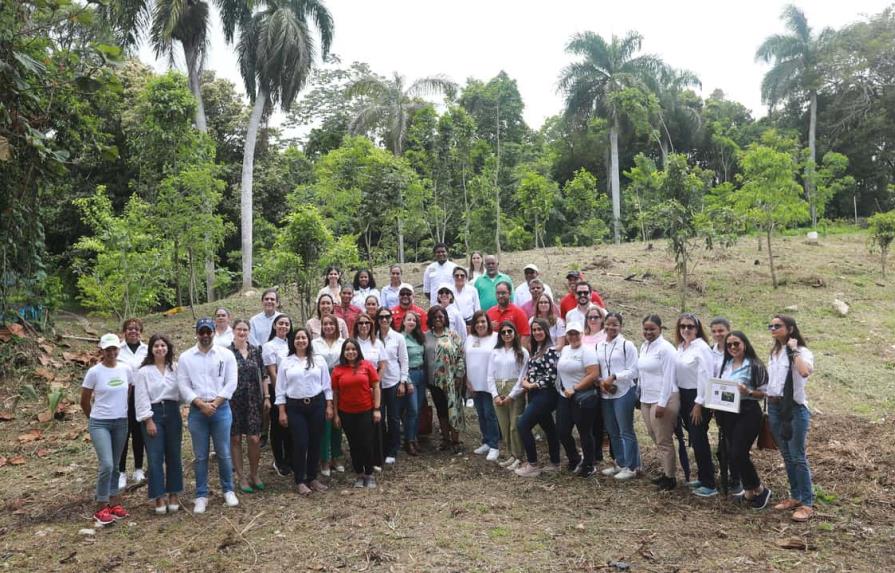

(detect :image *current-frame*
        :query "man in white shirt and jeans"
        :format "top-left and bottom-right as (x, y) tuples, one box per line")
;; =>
(423, 243), (457, 305)
(177, 318), (240, 514)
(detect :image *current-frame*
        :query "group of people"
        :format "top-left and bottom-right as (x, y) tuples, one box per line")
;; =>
(81, 244), (817, 526)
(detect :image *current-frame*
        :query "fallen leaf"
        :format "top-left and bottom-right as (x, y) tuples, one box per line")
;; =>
(37, 411), (53, 423)
(0, 456), (6, 467)
(0, 412), (14, 421)
(63, 351), (93, 366)
(33, 367), (55, 381)
(35, 448), (49, 458)
(8, 455), (26, 466)
(776, 537), (807, 550)
(17, 429), (43, 443)
(7, 323), (25, 337)
(39, 342), (55, 355)
(0, 328), (11, 342)
(38, 354), (51, 366)
(63, 429), (82, 440)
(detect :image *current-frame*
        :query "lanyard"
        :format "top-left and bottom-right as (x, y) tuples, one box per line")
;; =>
(603, 338), (619, 376)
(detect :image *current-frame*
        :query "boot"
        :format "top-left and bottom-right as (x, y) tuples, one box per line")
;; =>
(438, 417), (451, 450)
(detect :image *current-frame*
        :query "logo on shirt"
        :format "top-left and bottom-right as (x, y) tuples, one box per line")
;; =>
(107, 377), (125, 387)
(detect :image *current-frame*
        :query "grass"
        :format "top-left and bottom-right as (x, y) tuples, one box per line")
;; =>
(0, 231), (894, 571)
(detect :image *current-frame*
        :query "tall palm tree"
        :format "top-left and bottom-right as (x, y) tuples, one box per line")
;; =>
(654, 67), (701, 167)
(558, 31), (662, 244)
(237, 0), (333, 289)
(346, 73), (457, 262)
(756, 4), (832, 228)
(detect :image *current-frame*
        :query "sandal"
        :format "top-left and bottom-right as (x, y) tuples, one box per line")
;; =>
(774, 498), (802, 511)
(240, 481), (254, 494)
(251, 480), (265, 491)
(791, 506), (814, 522)
(296, 483), (312, 496)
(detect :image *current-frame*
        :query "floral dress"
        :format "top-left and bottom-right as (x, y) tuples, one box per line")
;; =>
(425, 330), (467, 430)
(229, 343), (265, 436)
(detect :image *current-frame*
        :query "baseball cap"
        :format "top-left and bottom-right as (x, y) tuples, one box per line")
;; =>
(523, 264), (539, 273)
(195, 317), (215, 331)
(565, 321), (584, 334)
(437, 283), (455, 295)
(399, 285), (414, 294)
(99, 333), (121, 349)
(566, 270), (582, 279)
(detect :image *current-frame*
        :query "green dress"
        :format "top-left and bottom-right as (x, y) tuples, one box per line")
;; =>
(424, 330), (466, 430)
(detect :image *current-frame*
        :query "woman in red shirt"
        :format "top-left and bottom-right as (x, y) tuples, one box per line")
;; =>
(332, 339), (382, 488)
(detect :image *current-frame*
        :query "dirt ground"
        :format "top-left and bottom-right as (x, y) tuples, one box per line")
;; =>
(1, 232), (894, 572)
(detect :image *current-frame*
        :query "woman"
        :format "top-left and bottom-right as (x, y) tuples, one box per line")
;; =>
(364, 295), (380, 321)
(452, 267), (480, 326)
(582, 307), (606, 348)
(228, 320), (267, 493)
(597, 312), (640, 481)
(718, 331), (771, 509)
(468, 251), (485, 281)
(81, 333), (131, 526)
(352, 269), (380, 308)
(424, 305), (466, 452)
(317, 265), (342, 302)
(491, 321), (530, 470)
(556, 322), (600, 477)
(532, 293), (565, 349)
(134, 334), (182, 513)
(275, 328), (333, 495)
(767, 315), (815, 522)
(312, 316), (346, 477)
(306, 294), (349, 340)
(637, 315), (680, 491)
(464, 311), (500, 461)
(213, 308), (234, 347)
(674, 312), (718, 497)
(332, 340), (381, 489)
(400, 311), (427, 456)
(375, 307), (409, 465)
(512, 318), (562, 477)
(263, 314), (294, 477)
(436, 284), (468, 343)
(355, 315), (386, 376)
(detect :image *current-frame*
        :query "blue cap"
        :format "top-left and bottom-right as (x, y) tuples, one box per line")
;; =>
(195, 317), (215, 332)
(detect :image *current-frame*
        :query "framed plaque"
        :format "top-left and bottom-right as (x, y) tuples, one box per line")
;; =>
(705, 377), (741, 413)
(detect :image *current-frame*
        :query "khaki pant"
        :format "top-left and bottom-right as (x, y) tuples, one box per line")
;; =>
(641, 392), (681, 478)
(494, 380), (525, 459)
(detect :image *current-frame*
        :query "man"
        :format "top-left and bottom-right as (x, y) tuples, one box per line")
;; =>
(565, 281), (606, 326)
(474, 255), (513, 311)
(452, 267), (480, 325)
(513, 264), (553, 307)
(177, 318), (240, 514)
(519, 279), (560, 318)
(559, 271), (605, 319)
(117, 318), (148, 489)
(709, 317), (731, 377)
(334, 284), (363, 335)
(486, 282), (530, 347)
(249, 289), (281, 347)
(423, 243), (457, 305)
(391, 285), (428, 332)
(380, 265), (412, 310)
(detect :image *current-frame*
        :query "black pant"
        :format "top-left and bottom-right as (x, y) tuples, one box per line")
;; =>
(725, 400), (762, 490)
(674, 416), (692, 481)
(285, 394), (324, 484)
(517, 388), (560, 464)
(590, 395), (611, 462)
(715, 411), (742, 490)
(557, 394), (597, 469)
(340, 410), (375, 475)
(119, 390), (145, 472)
(679, 388), (716, 488)
(373, 385), (400, 463)
(270, 383), (292, 469)
(429, 385), (449, 420)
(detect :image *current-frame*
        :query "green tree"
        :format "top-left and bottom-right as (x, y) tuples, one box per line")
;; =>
(515, 168), (558, 250)
(653, 67), (702, 166)
(559, 30), (663, 244)
(867, 210), (895, 278)
(236, 0), (334, 289)
(756, 4), (832, 229)
(559, 168), (609, 246)
(733, 144), (809, 287)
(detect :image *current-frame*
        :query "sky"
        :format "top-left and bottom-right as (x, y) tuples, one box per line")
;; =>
(138, 0), (893, 132)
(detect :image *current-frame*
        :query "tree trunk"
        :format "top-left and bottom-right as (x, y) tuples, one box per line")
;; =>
(241, 93), (267, 290)
(680, 255), (688, 311)
(494, 97), (502, 255)
(609, 119), (622, 245)
(767, 226), (778, 288)
(173, 241), (182, 307)
(807, 90), (818, 228)
(882, 247), (888, 279)
(462, 163), (470, 254)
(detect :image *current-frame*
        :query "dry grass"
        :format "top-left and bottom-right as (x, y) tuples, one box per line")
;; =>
(1, 232), (893, 572)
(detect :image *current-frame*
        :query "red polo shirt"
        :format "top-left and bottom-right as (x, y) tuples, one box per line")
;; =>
(334, 304), (363, 335)
(560, 291), (605, 319)
(486, 303), (531, 336)
(331, 360), (380, 414)
(391, 304), (428, 332)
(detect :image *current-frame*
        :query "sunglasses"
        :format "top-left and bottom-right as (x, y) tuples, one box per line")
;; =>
(378, 315), (392, 321)
(453, 274), (466, 278)
(358, 321), (373, 326)
(576, 292), (590, 297)
(500, 329), (515, 335)
(726, 341), (741, 348)
(587, 315), (601, 321)
(768, 324), (784, 330)
(679, 324), (696, 330)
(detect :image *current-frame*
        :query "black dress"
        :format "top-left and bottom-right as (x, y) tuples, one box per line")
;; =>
(229, 343), (265, 436)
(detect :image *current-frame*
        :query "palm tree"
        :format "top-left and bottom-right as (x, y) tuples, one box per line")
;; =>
(346, 73), (457, 262)
(756, 4), (832, 228)
(653, 67), (701, 167)
(558, 31), (662, 244)
(237, 0), (333, 289)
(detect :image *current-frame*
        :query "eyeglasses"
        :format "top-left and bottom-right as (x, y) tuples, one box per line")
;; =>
(377, 315), (392, 321)
(768, 323), (783, 330)
(500, 329), (515, 335)
(679, 324), (696, 330)
(358, 321), (373, 326)
(726, 341), (742, 348)
(400, 293), (412, 297)
(587, 315), (601, 321)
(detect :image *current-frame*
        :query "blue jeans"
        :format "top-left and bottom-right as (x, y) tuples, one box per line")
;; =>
(517, 388), (560, 464)
(601, 388), (641, 470)
(88, 417), (128, 502)
(141, 401), (183, 500)
(188, 401), (234, 498)
(473, 391), (500, 449)
(400, 367), (424, 442)
(768, 402), (813, 506)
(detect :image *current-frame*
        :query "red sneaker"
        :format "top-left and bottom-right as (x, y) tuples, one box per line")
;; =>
(93, 506), (115, 526)
(108, 504), (129, 520)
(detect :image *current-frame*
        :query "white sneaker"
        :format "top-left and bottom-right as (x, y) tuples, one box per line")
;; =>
(506, 459), (521, 471)
(614, 468), (637, 481)
(373, 465), (382, 473)
(117, 473), (127, 491)
(474, 444), (491, 455)
(498, 456), (516, 468)
(320, 467), (331, 477)
(193, 497), (208, 514)
(515, 462), (542, 478)
(384, 456), (396, 465)
(133, 469), (145, 483)
(601, 464), (622, 476)
(224, 491), (239, 507)
(486, 448), (500, 462)
(466, 399), (474, 408)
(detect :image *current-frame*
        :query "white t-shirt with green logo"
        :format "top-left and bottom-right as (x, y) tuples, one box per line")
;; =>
(82, 363), (131, 420)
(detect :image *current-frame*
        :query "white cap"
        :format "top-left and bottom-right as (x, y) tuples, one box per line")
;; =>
(99, 333), (121, 349)
(399, 284), (414, 295)
(565, 321), (584, 334)
(436, 283), (456, 296)
(523, 264), (539, 273)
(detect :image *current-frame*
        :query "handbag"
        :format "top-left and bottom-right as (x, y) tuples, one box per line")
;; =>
(573, 387), (599, 408)
(757, 398), (777, 451)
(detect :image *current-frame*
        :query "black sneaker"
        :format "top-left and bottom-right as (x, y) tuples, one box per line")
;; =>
(566, 459), (581, 473)
(650, 475), (665, 485)
(576, 466), (596, 478)
(273, 460), (291, 477)
(656, 476), (677, 491)
(750, 487), (772, 510)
